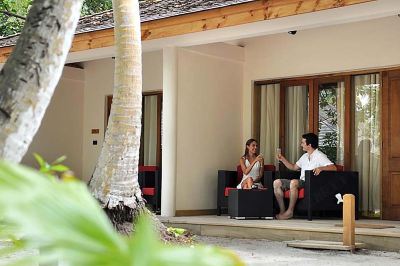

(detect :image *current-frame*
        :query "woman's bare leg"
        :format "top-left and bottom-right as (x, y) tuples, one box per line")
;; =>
(241, 177), (253, 189)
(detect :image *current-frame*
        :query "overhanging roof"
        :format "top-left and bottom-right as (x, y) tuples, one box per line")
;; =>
(0, 0), (375, 63)
(0, 0), (255, 48)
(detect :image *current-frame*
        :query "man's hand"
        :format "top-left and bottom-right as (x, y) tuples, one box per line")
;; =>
(313, 167), (322, 175)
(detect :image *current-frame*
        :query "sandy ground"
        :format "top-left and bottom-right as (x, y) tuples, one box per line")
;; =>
(2, 238), (400, 266)
(197, 236), (400, 266)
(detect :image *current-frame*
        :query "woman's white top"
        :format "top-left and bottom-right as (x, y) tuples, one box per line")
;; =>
(237, 158), (261, 189)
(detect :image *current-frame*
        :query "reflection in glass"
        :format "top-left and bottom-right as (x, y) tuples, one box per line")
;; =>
(285, 85), (308, 163)
(351, 74), (381, 217)
(318, 82), (345, 164)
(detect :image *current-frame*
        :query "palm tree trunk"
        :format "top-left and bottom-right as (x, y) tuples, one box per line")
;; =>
(89, 0), (150, 232)
(0, 0), (83, 162)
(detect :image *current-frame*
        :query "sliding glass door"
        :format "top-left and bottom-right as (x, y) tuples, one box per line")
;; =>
(351, 73), (381, 217)
(254, 72), (382, 218)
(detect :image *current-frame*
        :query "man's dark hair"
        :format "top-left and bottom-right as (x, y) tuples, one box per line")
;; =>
(302, 133), (319, 149)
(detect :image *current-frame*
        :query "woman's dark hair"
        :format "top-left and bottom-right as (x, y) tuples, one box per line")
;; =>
(302, 133), (319, 149)
(243, 138), (258, 158)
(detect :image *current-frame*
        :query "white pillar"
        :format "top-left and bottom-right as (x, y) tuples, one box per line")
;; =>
(161, 47), (178, 217)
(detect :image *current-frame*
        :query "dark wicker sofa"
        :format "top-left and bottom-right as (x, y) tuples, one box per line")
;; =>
(265, 169), (359, 220)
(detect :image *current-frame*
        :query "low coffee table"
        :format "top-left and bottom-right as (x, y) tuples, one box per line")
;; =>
(228, 189), (273, 219)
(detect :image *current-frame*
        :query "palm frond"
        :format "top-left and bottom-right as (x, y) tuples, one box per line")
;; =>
(0, 162), (243, 266)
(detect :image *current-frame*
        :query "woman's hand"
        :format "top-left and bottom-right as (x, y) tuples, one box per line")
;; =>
(256, 154), (264, 162)
(276, 153), (283, 161)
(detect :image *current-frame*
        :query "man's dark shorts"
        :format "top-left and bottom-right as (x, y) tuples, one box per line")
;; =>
(280, 179), (305, 191)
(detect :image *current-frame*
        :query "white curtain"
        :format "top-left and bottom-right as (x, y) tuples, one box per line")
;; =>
(352, 74), (381, 216)
(336, 82), (345, 165)
(259, 84), (280, 166)
(143, 95), (158, 165)
(285, 86), (308, 163)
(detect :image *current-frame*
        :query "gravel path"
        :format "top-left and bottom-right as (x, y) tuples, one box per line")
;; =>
(197, 236), (400, 266)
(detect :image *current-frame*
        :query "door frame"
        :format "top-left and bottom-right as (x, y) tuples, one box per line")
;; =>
(382, 70), (400, 220)
(105, 91), (163, 167)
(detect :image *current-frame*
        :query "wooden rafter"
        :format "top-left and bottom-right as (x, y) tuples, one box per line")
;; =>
(0, 0), (374, 63)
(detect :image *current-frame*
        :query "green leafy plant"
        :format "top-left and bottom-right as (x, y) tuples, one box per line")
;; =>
(0, 162), (244, 266)
(32, 153), (77, 182)
(33, 153), (69, 175)
(167, 227), (186, 238)
(166, 227), (196, 245)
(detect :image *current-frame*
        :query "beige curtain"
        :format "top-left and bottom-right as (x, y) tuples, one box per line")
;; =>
(285, 86), (308, 163)
(259, 84), (280, 166)
(336, 81), (345, 165)
(143, 95), (158, 165)
(352, 74), (381, 216)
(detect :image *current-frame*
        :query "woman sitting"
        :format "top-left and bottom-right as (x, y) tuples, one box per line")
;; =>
(237, 138), (264, 189)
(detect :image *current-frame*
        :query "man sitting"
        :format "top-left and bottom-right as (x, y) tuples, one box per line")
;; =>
(274, 133), (336, 220)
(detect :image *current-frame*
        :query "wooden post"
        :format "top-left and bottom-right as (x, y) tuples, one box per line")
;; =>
(286, 193), (364, 251)
(343, 194), (355, 250)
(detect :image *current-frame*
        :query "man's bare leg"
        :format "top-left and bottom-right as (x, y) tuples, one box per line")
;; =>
(279, 180), (299, 220)
(273, 179), (286, 218)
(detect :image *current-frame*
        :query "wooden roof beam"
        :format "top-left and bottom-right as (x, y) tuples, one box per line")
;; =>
(0, 0), (375, 63)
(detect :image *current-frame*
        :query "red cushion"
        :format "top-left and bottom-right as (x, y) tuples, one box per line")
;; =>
(142, 187), (155, 196)
(336, 165), (344, 172)
(284, 188), (304, 199)
(139, 166), (159, 172)
(225, 187), (237, 197)
(264, 164), (276, 171)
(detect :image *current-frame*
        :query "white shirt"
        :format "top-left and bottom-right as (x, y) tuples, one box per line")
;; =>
(295, 149), (333, 181)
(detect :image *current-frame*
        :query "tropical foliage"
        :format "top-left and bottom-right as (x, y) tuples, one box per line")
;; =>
(0, 0), (113, 37)
(0, 0), (29, 37)
(0, 162), (243, 266)
(318, 85), (339, 162)
(81, 0), (113, 16)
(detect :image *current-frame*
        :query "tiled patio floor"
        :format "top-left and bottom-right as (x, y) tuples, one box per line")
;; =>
(159, 215), (400, 251)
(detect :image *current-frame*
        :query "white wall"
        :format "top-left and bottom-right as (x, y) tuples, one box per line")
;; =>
(175, 45), (244, 211)
(22, 67), (84, 178)
(242, 16), (400, 142)
(82, 51), (163, 181)
(143, 50), (163, 92)
(80, 46), (243, 211)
